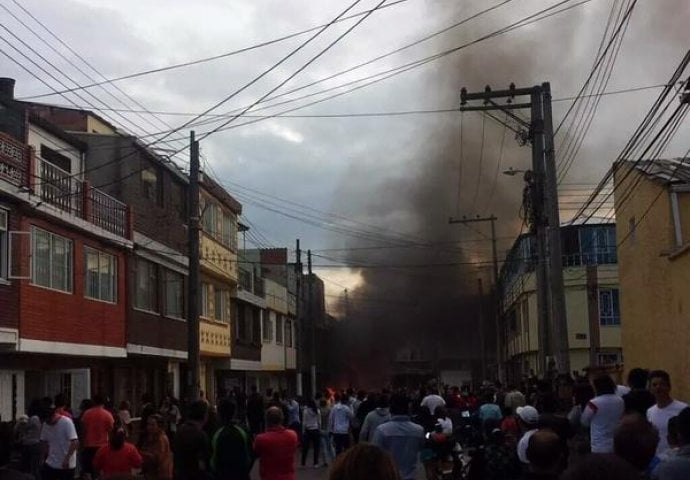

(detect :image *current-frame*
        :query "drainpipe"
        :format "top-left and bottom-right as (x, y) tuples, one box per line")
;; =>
(670, 191), (683, 247)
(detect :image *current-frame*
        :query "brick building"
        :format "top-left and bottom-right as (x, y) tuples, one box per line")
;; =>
(0, 79), (132, 419)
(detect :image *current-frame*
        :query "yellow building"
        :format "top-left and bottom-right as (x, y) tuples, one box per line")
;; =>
(614, 158), (690, 401)
(499, 223), (622, 382)
(198, 173), (241, 400)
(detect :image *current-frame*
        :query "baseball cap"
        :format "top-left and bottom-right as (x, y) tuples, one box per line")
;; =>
(516, 405), (539, 424)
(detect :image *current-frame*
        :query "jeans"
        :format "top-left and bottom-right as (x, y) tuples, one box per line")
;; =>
(333, 433), (351, 456)
(21, 443), (42, 479)
(302, 429), (321, 466)
(320, 431), (335, 465)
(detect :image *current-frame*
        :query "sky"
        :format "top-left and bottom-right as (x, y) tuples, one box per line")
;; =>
(3, 0), (689, 308)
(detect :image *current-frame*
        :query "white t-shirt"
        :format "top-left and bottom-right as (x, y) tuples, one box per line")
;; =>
(420, 395), (446, 415)
(647, 400), (688, 454)
(438, 417), (453, 435)
(517, 428), (538, 463)
(580, 393), (625, 453)
(40, 416), (78, 469)
(616, 385), (631, 396)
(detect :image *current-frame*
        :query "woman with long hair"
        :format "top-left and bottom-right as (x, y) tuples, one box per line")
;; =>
(329, 443), (400, 480)
(93, 427), (143, 479)
(302, 397), (321, 467)
(139, 414), (173, 480)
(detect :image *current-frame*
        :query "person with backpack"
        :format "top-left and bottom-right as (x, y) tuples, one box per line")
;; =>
(211, 398), (254, 480)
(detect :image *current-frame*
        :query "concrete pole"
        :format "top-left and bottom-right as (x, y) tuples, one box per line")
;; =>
(187, 131), (201, 401)
(542, 82), (570, 375)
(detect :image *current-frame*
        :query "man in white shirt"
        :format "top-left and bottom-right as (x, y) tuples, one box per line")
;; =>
(40, 403), (79, 480)
(581, 374), (624, 453)
(329, 393), (354, 455)
(647, 369), (688, 455)
(420, 389), (445, 416)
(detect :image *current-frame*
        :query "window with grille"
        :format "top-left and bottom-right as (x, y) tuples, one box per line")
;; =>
(164, 269), (184, 319)
(134, 258), (158, 312)
(599, 288), (621, 326)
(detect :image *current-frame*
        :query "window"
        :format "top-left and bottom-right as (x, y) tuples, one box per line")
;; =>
(164, 270), (184, 319)
(32, 227), (72, 292)
(201, 282), (211, 318)
(134, 258), (158, 312)
(202, 200), (218, 237)
(599, 288), (621, 326)
(276, 315), (284, 344)
(252, 309), (262, 344)
(598, 353), (619, 366)
(40, 145), (71, 172)
(262, 315), (273, 343)
(171, 181), (187, 220)
(285, 319), (293, 347)
(85, 247), (116, 302)
(579, 226), (617, 265)
(215, 288), (228, 322)
(141, 168), (161, 204)
(221, 212), (237, 250)
(0, 209), (7, 279)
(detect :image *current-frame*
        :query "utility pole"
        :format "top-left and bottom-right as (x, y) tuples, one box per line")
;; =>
(459, 83), (570, 376)
(187, 131), (201, 401)
(542, 83), (570, 375)
(449, 215), (500, 381)
(295, 239), (303, 396)
(307, 250), (316, 397)
(477, 278), (486, 380)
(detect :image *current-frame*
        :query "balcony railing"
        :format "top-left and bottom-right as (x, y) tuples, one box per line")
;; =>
(239, 268), (252, 291)
(253, 276), (265, 298)
(34, 157), (129, 238)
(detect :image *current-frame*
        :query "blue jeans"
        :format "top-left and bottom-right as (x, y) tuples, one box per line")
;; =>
(320, 430), (335, 465)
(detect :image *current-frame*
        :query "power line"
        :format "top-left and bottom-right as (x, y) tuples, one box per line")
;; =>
(469, 113), (487, 213)
(17, 0), (413, 100)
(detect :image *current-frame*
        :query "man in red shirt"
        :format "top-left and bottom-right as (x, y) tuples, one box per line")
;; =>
(79, 394), (114, 480)
(254, 407), (298, 480)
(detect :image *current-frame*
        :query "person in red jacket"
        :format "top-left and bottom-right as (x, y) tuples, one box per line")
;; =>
(254, 407), (298, 480)
(93, 427), (142, 479)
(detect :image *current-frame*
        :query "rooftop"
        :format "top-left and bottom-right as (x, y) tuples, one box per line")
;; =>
(621, 158), (690, 185)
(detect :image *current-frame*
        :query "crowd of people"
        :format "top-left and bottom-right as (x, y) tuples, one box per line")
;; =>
(1, 368), (690, 480)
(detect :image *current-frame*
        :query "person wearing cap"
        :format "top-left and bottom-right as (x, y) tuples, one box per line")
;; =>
(515, 405), (539, 464)
(40, 403), (79, 480)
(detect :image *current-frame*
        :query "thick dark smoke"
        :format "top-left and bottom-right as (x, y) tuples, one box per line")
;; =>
(329, 0), (689, 388)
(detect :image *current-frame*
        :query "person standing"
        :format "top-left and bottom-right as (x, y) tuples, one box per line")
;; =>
(139, 414), (173, 480)
(647, 370), (688, 455)
(16, 400), (43, 479)
(580, 374), (624, 453)
(360, 394), (391, 443)
(247, 385), (265, 435)
(504, 385), (527, 412)
(301, 399), (321, 468)
(622, 368), (655, 417)
(211, 399), (253, 480)
(655, 407), (690, 480)
(92, 427), (143, 479)
(371, 393), (425, 480)
(254, 407), (298, 480)
(329, 394), (354, 456)
(420, 389), (445, 416)
(515, 406), (539, 464)
(173, 400), (210, 480)
(283, 393), (301, 441)
(79, 394), (115, 479)
(319, 398), (335, 467)
(40, 403), (79, 480)
(478, 393), (503, 427)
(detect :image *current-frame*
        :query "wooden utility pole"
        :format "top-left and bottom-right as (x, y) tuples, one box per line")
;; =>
(459, 83), (570, 376)
(187, 131), (201, 401)
(477, 278), (486, 380)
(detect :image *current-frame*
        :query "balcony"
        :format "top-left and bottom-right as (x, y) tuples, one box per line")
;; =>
(0, 133), (129, 238)
(253, 276), (265, 298)
(239, 268), (252, 291)
(200, 318), (231, 357)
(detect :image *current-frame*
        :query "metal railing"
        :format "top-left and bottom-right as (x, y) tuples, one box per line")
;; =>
(254, 276), (265, 298)
(88, 187), (127, 237)
(239, 268), (252, 291)
(35, 157), (128, 238)
(36, 158), (83, 216)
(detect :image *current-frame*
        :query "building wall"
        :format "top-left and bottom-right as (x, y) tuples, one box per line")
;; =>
(200, 233), (237, 283)
(18, 215), (127, 352)
(0, 200), (20, 333)
(262, 310), (285, 371)
(616, 165), (690, 401)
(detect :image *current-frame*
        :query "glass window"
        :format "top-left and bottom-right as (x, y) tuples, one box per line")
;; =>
(202, 201), (218, 237)
(276, 315), (284, 344)
(31, 227), (72, 292)
(215, 288), (228, 322)
(285, 319), (293, 347)
(85, 247), (116, 302)
(262, 315), (273, 343)
(134, 258), (158, 311)
(164, 270), (184, 319)
(141, 168), (160, 203)
(599, 288), (621, 326)
(598, 353), (619, 366)
(0, 209), (7, 279)
(201, 282), (211, 318)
